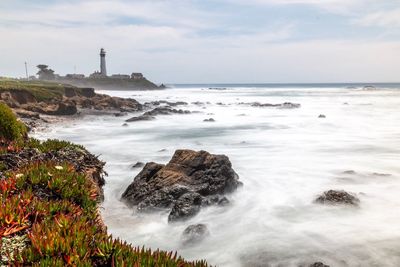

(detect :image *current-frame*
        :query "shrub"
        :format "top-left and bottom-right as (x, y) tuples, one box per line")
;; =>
(25, 138), (86, 153)
(0, 103), (27, 142)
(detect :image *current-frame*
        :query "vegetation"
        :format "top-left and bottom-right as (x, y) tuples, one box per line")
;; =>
(0, 106), (209, 266)
(0, 78), (76, 102)
(0, 103), (27, 142)
(25, 138), (86, 153)
(36, 65), (55, 80)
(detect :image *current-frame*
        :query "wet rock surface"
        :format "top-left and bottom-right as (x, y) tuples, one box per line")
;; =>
(181, 224), (210, 245)
(239, 102), (301, 109)
(145, 100), (188, 107)
(315, 190), (359, 206)
(125, 114), (155, 122)
(309, 262), (330, 267)
(131, 161), (145, 168)
(121, 149), (242, 222)
(143, 107), (191, 116)
(0, 87), (142, 118)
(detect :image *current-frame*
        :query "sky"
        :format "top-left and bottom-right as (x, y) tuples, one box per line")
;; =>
(0, 0), (399, 83)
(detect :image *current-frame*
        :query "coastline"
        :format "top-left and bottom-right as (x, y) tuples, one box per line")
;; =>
(0, 81), (209, 265)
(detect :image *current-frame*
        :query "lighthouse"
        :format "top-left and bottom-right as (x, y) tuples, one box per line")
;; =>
(100, 48), (107, 76)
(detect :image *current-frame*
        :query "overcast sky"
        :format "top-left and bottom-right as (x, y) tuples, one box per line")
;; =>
(1, 0), (399, 83)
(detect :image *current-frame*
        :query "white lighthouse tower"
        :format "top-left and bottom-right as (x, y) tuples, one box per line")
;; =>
(100, 48), (107, 76)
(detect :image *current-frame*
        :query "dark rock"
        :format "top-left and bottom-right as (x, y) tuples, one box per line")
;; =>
(239, 102), (301, 109)
(64, 87), (77, 97)
(144, 100), (188, 107)
(125, 115), (155, 122)
(203, 118), (215, 122)
(122, 123), (128, 127)
(131, 161), (144, 168)
(114, 112), (128, 117)
(121, 149), (241, 222)
(279, 102), (301, 109)
(143, 107), (191, 116)
(181, 224), (210, 244)
(318, 114), (326, 118)
(201, 195), (230, 206)
(343, 170), (356, 175)
(168, 192), (202, 222)
(315, 190), (359, 206)
(15, 109), (40, 119)
(53, 103), (78, 115)
(80, 88), (96, 98)
(371, 172), (391, 177)
(309, 262), (330, 267)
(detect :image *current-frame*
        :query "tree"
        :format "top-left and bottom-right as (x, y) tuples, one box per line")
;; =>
(37, 64), (55, 80)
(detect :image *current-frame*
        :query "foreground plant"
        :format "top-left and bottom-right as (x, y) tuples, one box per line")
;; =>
(0, 160), (208, 266)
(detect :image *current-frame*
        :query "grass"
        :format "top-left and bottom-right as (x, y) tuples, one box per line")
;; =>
(0, 78), (77, 102)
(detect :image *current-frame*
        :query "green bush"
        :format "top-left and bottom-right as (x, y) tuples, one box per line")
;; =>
(0, 103), (27, 142)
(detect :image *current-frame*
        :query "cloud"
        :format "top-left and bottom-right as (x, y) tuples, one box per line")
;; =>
(354, 8), (400, 28)
(224, 0), (364, 15)
(0, 0), (399, 82)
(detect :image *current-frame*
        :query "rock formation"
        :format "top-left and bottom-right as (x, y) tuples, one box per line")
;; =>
(315, 190), (359, 206)
(121, 149), (242, 222)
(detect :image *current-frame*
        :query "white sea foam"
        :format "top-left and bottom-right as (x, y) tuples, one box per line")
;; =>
(34, 86), (400, 266)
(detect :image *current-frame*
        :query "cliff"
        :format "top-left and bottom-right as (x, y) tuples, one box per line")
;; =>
(57, 76), (162, 90)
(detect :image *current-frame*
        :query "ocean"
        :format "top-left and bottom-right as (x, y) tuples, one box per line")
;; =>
(33, 84), (400, 266)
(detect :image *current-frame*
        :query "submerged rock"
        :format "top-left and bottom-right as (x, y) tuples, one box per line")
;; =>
(239, 102), (301, 109)
(146, 100), (188, 107)
(318, 114), (326, 118)
(114, 112), (127, 117)
(121, 149), (242, 222)
(125, 114), (155, 122)
(203, 118), (215, 122)
(315, 190), (359, 206)
(131, 161), (145, 168)
(309, 262), (330, 267)
(143, 107), (191, 116)
(342, 170), (356, 175)
(371, 172), (391, 177)
(181, 224), (210, 245)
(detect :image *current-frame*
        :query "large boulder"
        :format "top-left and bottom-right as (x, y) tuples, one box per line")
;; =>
(121, 149), (242, 222)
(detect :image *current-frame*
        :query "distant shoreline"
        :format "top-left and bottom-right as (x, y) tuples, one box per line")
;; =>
(168, 82), (400, 89)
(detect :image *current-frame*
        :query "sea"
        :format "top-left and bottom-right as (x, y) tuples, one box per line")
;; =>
(33, 84), (400, 266)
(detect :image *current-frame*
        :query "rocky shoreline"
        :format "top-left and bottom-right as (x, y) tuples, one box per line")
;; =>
(0, 101), (209, 265)
(1, 81), (369, 266)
